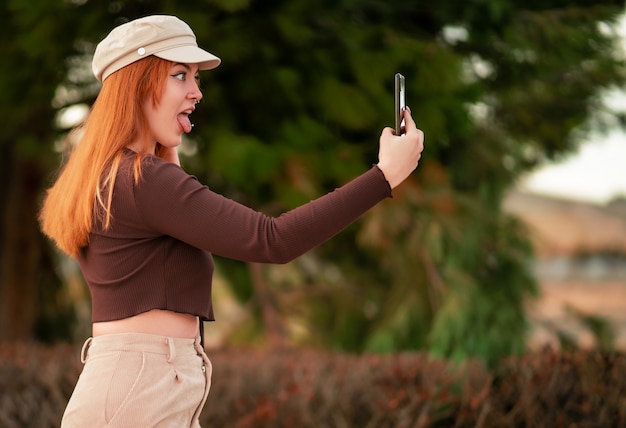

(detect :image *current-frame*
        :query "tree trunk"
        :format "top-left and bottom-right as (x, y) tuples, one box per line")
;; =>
(0, 157), (44, 341)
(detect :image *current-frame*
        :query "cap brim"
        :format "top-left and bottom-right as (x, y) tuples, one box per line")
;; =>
(154, 45), (221, 71)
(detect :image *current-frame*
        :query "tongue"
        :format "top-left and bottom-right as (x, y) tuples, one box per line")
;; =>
(177, 114), (192, 133)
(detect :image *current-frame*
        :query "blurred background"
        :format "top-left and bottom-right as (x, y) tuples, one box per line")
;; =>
(1, 0), (626, 368)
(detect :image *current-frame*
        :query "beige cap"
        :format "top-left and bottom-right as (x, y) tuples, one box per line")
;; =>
(92, 15), (221, 82)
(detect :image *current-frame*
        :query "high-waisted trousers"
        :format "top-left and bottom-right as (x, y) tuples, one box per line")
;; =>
(61, 333), (212, 427)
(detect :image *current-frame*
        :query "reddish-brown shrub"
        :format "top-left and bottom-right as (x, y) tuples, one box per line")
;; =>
(0, 343), (80, 428)
(485, 350), (626, 427)
(0, 344), (624, 427)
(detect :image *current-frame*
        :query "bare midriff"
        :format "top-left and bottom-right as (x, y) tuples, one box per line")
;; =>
(92, 309), (199, 339)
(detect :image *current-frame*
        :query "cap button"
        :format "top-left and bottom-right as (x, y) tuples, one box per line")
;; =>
(137, 47), (146, 55)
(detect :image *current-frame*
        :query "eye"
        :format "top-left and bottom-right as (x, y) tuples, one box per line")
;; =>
(172, 72), (186, 81)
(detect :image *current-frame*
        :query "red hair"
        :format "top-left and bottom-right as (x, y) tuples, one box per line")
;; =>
(39, 56), (173, 257)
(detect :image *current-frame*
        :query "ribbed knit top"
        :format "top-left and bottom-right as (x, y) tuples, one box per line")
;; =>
(78, 149), (392, 323)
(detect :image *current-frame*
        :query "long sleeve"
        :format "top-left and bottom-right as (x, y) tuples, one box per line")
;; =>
(134, 158), (392, 264)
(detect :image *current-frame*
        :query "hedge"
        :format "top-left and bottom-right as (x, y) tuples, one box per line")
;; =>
(1, 344), (624, 427)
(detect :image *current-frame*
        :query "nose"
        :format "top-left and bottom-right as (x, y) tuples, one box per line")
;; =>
(189, 80), (203, 103)
(190, 88), (203, 103)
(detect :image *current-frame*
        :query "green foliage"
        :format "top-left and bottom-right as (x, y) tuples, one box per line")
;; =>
(182, 0), (624, 364)
(565, 305), (617, 352)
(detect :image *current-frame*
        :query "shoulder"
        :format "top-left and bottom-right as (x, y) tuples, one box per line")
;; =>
(132, 152), (201, 195)
(119, 150), (190, 183)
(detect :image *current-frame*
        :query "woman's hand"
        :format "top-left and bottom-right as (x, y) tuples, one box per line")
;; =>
(376, 107), (424, 189)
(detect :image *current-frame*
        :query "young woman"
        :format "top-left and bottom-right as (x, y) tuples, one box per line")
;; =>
(39, 15), (424, 428)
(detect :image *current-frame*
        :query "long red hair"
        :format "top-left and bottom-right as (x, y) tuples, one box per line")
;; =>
(39, 56), (173, 257)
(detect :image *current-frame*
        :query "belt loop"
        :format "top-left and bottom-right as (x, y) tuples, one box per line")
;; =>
(193, 333), (203, 355)
(80, 337), (93, 364)
(166, 337), (176, 363)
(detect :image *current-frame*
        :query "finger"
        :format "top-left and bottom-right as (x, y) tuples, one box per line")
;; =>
(381, 126), (395, 137)
(416, 129), (425, 147)
(402, 107), (417, 134)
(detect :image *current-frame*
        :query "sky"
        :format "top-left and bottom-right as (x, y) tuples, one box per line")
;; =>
(519, 14), (626, 206)
(520, 127), (626, 205)
(520, 88), (626, 205)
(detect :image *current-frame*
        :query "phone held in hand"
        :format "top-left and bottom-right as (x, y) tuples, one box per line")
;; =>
(395, 73), (406, 136)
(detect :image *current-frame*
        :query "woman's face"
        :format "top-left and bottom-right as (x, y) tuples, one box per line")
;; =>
(143, 62), (202, 150)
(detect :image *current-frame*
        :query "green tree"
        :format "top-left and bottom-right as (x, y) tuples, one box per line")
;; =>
(0, 0), (85, 341)
(1, 0), (624, 366)
(185, 0), (626, 365)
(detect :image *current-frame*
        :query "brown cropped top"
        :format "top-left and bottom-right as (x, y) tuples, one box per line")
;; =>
(78, 149), (392, 324)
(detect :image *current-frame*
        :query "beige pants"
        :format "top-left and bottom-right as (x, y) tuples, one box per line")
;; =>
(61, 333), (212, 428)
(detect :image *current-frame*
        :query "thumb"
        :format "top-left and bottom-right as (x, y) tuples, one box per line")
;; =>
(402, 106), (417, 134)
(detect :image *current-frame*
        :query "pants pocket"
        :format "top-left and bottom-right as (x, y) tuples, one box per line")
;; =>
(105, 351), (146, 424)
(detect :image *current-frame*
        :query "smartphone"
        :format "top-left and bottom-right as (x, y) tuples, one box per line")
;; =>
(395, 73), (406, 135)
